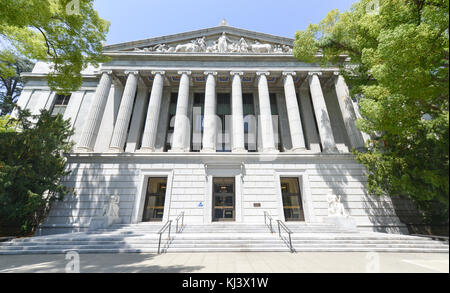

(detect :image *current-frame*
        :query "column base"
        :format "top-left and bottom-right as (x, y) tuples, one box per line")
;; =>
(137, 147), (156, 153)
(201, 148), (216, 153)
(232, 148), (248, 153)
(168, 148), (189, 153)
(107, 147), (124, 153)
(322, 147), (339, 154)
(262, 148), (280, 153)
(291, 147), (307, 153)
(76, 146), (94, 153)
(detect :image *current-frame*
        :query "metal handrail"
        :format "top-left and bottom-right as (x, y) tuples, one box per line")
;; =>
(157, 220), (172, 254)
(277, 220), (295, 253)
(175, 212), (185, 234)
(263, 211), (274, 233)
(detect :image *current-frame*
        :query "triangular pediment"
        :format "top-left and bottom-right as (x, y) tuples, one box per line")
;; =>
(103, 25), (294, 55)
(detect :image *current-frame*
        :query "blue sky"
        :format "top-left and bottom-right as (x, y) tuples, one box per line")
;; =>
(93, 0), (357, 45)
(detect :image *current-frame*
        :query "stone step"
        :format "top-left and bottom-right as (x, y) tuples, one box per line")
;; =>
(1, 244), (446, 255)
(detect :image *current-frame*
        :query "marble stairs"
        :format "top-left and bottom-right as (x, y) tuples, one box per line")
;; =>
(0, 222), (448, 254)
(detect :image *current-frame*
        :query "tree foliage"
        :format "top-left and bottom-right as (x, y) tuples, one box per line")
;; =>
(0, 53), (34, 115)
(294, 0), (449, 223)
(0, 109), (74, 235)
(0, 0), (110, 94)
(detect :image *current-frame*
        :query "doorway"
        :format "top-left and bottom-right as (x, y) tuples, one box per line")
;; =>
(142, 177), (167, 222)
(212, 177), (235, 222)
(280, 177), (305, 221)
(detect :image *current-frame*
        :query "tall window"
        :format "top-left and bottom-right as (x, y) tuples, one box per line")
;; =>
(270, 93), (282, 151)
(164, 93), (178, 152)
(191, 93), (204, 152)
(243, 93), (257, 152)
(51, 94), (71, 116)
(217, 93), (232, 152)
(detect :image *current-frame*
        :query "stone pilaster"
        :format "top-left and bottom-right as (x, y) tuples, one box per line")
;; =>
(77, 70), (113, 152)
(333, 73), (365, 151)
(170, 71), (191, 152)
(231, 72), (246, 153)
(257, 72), (278, 152)
(201, 72), (218, 152)
(140, 71), (166, 152)
(109, 71), (139, 152)
(308, 72), (337, 153)
(283, 72), (306, 152)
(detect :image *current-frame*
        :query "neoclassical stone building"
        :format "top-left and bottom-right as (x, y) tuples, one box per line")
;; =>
(18, 23), (408, 235)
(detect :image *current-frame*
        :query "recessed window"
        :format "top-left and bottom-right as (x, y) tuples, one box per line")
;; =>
(51, 94), (71, 116)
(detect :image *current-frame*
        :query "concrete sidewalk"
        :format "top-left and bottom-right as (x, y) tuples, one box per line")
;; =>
(0, 252), (448, 273)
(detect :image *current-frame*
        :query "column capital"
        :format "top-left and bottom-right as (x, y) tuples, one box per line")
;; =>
(99, 70), (113, 76)
(204, 71), (218, 76)
(178, 70), (192, 76)
(151, 70), (166, 76)
(256, 71), (270, 76)
(282, 71), (297, 77)
(124, 70), (139, 76)
(308, 71), (323, 77)
(230, 71), (244, 76)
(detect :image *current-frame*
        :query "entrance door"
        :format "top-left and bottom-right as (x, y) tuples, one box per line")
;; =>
(213, 177), (235, 221)
(281, 178), (305, 221)
(142, 177), (167, 222)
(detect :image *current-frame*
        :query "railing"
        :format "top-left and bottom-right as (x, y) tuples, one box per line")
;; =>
(277, 220), (295, 253)
(157, 220), (172, 254)
(264, 211), (295, 253)
(264, 211), (274, 233)
(175, 212), (185, 234)
(157, 212), (186, 254)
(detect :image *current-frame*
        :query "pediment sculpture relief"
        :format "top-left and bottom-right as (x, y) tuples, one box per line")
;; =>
(133, 32), (293, 54)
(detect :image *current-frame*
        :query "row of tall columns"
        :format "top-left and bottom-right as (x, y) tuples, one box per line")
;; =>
(77, 69), (364, 153)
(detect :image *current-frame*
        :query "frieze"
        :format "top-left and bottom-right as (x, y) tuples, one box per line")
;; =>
(132, 32), (293, 55)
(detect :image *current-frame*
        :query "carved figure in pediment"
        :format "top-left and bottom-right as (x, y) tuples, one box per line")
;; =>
(154, 44), (168, 52)
(197, 37), (207, 52)
(283, 45), (293, 54)
(274, 45), (283, 53)
(218, 32), (232, 53)
(175, 40), (200, 53)
(250, 40), (273, 54)
(206, 41), (219, 53)
(237, 38), (249, 53)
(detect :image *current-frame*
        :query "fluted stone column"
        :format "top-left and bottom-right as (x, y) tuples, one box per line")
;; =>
(109, 71), (139, 152)
(140, 71), (165, 152)
(308, 72), (337, 152)
(333, 73), (365, 151)
(283, 72), (306, 152)
(231, 72), (246, 153)
(257, 72), (277, 152)
(170, 71), (191, 152)
(77, 70), (113, 152)
(202, 72), (218, 152)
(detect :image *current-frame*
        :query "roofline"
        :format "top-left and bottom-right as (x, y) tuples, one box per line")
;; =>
(103, 25), (295, 52)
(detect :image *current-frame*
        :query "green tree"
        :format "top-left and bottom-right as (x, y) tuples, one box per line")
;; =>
(294, 0), (449, 224)
(0, 53), (34, 115)
(0, 0), (110, 94)
(0, 109), (74, 235)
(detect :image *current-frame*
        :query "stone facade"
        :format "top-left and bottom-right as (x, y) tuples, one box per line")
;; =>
(16, 24), (408, 235)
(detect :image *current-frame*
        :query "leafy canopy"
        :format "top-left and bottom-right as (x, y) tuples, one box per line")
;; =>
(0, 0), (110, 94)
(294, 0), (449, 222)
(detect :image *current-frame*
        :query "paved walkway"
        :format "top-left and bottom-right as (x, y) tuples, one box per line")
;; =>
(0, 252), (448, 273)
